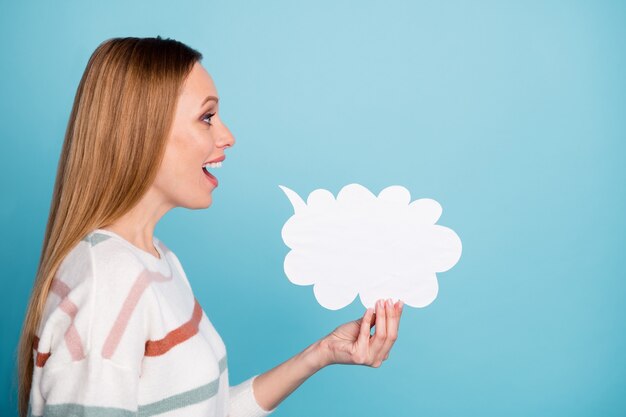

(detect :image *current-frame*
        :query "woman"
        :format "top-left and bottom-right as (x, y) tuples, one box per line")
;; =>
(17, 36), (404, 417)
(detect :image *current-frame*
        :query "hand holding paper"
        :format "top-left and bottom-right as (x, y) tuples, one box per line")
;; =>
(316, 297), (404, 368)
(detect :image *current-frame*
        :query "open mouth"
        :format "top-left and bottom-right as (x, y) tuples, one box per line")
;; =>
(202, 161), (221, 187)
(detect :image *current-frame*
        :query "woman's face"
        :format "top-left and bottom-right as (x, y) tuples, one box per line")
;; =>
(153, 62), (235, 210)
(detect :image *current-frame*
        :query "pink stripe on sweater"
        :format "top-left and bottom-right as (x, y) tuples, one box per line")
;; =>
(51, 279), (86, 361)
(59, 297), (86, 360)
(101, 268), (173, 359)
(51, 278), (70, 298)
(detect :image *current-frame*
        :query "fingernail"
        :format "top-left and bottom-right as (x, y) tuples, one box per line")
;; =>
(399, 300), (404, 309)
(386, 298), (392, 308)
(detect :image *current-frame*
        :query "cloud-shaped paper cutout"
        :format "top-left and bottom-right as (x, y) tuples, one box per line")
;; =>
(279, 183), (462, 310)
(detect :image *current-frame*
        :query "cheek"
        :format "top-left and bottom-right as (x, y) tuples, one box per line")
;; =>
(165, 156), (201, 188)
(159, 132), (209, 188)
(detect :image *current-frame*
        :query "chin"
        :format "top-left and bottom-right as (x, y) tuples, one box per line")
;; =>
(180, 195), (213, 210)
(203, 194), (214, 208)
(198, 197), (213, 209)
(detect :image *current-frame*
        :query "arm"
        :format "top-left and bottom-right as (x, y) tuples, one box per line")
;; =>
(251, 339), (325, 412)
(252, 298), (404, 411)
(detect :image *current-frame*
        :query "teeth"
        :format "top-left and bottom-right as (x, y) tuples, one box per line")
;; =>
(202, 162), (222, 169)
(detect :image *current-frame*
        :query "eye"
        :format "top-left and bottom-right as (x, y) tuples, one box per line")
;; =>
(201, 112), (216, 126)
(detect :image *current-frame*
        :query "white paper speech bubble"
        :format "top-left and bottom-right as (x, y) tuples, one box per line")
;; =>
(279, 183), (462, 310)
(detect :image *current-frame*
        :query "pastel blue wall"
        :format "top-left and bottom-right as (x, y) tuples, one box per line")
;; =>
(2, 1), (625, 415)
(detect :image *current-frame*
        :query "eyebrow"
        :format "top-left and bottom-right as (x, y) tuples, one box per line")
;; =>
(201, 95), (219, 107)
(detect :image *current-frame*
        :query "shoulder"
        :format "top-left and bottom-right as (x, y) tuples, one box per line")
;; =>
(36, 231), (166, 370)
(53, 230), (171, 286)
(38, 230), (151, 329)
(80, 230), (167, 335)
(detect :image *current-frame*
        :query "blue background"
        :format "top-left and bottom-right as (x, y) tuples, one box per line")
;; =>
(1, 1), (625, 415)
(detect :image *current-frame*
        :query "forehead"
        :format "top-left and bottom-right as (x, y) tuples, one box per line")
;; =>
(180, 62), (217, 101)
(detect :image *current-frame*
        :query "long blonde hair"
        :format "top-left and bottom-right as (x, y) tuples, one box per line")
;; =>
(16, 36), (202, 417)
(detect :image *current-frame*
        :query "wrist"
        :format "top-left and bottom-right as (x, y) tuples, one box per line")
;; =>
(300, 339), (329, 373)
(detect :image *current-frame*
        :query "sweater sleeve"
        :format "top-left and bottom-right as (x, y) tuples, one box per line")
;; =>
(229, 374), (276, 417)
(29, 240), (151, 416)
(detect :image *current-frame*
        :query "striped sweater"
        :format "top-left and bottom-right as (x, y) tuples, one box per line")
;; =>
(28, 228), (276, 417)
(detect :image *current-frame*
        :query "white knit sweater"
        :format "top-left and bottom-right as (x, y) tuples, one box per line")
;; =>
(28, 228), (276, 417)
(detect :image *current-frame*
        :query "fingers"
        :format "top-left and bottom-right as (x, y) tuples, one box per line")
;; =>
(357, 307), (375, 346)
(355, 298), (404, 368)
(396, 299), (404, 327)
(369, 299), (387, 366)
(369, 298), (404, 367)
(380, 299), (401, 362)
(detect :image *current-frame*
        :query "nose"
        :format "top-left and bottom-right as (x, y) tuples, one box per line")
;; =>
(216, 121), (236, 149)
